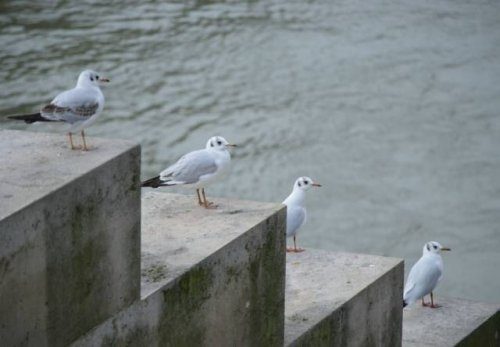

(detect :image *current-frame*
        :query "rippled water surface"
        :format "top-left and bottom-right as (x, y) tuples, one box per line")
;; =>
(1, 0), (500, 302)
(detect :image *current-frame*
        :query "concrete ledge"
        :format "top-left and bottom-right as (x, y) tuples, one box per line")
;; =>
(0, 130), (139, 221)
(72, 192), (286, 346)
(403, 296), (500, 347)
(0, 130), (141, 347)
(285, 249), (404, 346)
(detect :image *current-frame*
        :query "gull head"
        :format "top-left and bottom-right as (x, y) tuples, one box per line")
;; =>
(206, 136), (237, 151)
(77, 69), (110, 88)
(423, 241), (451, 255)
(294, 176), (322, 191)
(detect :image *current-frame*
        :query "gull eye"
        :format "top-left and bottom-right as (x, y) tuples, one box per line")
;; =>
(305, 181), (309, 185)
(217, 140), (222, 145)
(96, 75), (99, 80)
(433, 245), (438, 249)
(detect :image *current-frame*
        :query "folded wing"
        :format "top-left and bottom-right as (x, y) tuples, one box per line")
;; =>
(286, 206), (306, 237)
(404, 257), (441, 304)
(42, 88), (100, 123)
(160, 150), (218, 185)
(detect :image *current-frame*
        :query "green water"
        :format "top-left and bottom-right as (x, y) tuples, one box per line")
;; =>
(1, 0), (500, 303)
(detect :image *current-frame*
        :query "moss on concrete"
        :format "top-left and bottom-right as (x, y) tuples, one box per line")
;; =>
(47, 197), (109, 346)
(225, 265), (241, 285)
(1, 132), (141, 347)
(129, 172), (140, 192)
(288, 313), (309, 322)
(142, 263), (168, 283)
(101, 319), (155, 347)
(290, 312), (341, 347)
(457, 310), (500, 347)
(0, 256), (10, 278)
(247, 212), (286, 346)
(158, 265), (214, 346)
(70, 199), (286, 347)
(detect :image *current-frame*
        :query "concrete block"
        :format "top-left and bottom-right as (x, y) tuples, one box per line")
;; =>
(72, 192), (286, 347)
(0, 130), (141, 347)
(403, 296), (500, 346)
(285, 249), (404, 346)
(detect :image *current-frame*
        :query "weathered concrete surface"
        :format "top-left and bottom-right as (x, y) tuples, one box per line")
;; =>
(0, 130), (141, 347)
(285, 249), (404, 346)
(403, 296), (500, 347)
(72, 192), (286, 347)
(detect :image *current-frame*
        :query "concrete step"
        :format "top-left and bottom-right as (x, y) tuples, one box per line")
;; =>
(403, 296), (500, 347)
(0, 130), (141, 347)
(284, 249), (404, 346)
(72, 191), (286, 346)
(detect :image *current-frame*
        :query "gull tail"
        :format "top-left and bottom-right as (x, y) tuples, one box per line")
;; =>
(7, 112), (50, 124)
(141, 176), (164, 188)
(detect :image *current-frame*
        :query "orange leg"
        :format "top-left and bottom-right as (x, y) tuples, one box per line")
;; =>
(68, 132), (78, 150)
(286, 243), (295, 252)
(81, 130), (89, 151)
(294, 236), (305, 252)
(430, 292), (439, 308)
(421, 297), (430, 307)
(286, 236), (305, 253)
(196, 189), (203, 205)
(201, 188), (217, 209)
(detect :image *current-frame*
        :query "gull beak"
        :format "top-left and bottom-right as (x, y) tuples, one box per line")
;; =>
(226, 144), (237, 148)
(441, 247), (451, 251)
(100, 78), (110, 83)
(312, 182), (322, 187)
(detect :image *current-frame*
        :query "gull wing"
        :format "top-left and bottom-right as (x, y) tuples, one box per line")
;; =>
(41, 88), (100, 123)
(404, 256), (442, 303)
(285, 205), (306, 237)
(160, 149), (217, 185)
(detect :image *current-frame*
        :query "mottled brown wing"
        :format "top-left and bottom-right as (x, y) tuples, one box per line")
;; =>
(41, 102), (98, 120)
(73, 103), (99, 117)
(42, 103), (70, 114)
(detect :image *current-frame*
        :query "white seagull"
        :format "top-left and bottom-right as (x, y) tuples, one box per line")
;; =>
(403, 241), (451, 308)
(141, 136), (236, 208)
(282, 176), (321, 253)
(8, 69), (109, 151)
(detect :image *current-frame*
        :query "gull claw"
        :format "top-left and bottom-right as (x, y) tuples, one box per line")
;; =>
(204, 201), (218, 209)
(286, 247), (305, 253)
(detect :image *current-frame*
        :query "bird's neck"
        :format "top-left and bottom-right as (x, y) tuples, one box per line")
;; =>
(283, 188), (305, 206)
(211, 149), (230, 163)
(423, 252), (441, 261)
(76, 81), (100, 91)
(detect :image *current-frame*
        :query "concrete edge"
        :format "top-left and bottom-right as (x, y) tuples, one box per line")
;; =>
(71, 203), (287, 345)
(288, 257), (404, 346)
(456, 305), (500, 346)
(144, 203), (287, 298)
(1, 141), (141, 222)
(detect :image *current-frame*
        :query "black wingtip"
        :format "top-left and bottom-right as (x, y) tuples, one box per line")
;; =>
(141, 176), (162, 188)
(403, 300), (407, 308)
(7, 112), (48, 124)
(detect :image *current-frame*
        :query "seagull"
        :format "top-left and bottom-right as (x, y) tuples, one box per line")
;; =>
(7, 69), (109, 151)
(141, 136), (236, 208)
(403, 241), (451, 308)
(282, 176), (321, 253)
